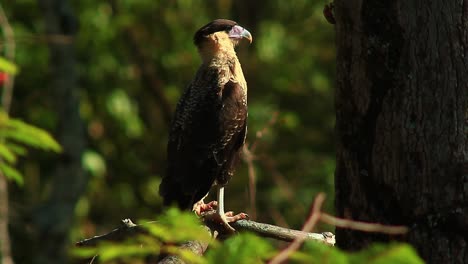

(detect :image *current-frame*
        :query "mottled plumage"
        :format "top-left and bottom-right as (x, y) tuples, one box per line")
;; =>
(159, 19), (252, 213)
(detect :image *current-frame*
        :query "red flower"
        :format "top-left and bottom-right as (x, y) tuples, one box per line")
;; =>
(0, 72), (8, 85)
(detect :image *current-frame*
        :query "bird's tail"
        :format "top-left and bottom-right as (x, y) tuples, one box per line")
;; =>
(158, 178), (193, 210)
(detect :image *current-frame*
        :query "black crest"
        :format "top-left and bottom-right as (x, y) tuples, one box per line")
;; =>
(193, 19), (237, 46)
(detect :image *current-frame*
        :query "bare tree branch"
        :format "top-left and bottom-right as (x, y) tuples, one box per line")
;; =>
(76, 219), (142, 247)
(242, 111), (279, 220)
(320, 213), (409, 235)
(243, 145), (258, 220)
(0, 3), (16, 264)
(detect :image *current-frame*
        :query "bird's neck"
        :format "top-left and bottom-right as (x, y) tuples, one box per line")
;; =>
(199, 45), (238, 65)
(199, 47), (247, 94)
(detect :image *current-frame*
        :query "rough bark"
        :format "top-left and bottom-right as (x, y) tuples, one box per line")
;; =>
(334, 0), (468, 263)
(33, 1), (86, 263)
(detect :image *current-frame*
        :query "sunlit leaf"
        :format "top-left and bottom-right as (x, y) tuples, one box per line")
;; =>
(5, 142), (28, 156)
(71, 246), (98, 259)
(353, 243), (424, 264)
(143, 208), (211, 244)
(206, 233), (275, 264)
(297, 241), (348, 264)
(1, 118), (62, 152)
(99, 242), (156, 261)
(0, 162), (23, 186)
(0, 143), (16, 163)
(0, 57), (18, 75)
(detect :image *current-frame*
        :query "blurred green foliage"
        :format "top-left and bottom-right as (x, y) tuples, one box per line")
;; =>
(0, 109), (61, 185)
(0, 56), (19, 74)
(74, 209), (423, 264)
(2, 0), (341, 262)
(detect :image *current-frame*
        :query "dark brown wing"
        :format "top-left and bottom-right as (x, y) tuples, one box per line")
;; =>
(214, 80), (247, 185)
(159, 68), (247, 210)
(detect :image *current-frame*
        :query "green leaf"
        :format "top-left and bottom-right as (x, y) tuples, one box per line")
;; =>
(352, 243), (424, 264)
(99, 242), (156, 261)
(206, 233), (275, 264)
(71, 247), (98, 259)
(2, 118), (62, 152)
(298, 241), (348, 264)
(297, 241), (423, 264)
(0, 57), (18, 75)
(0, 162), (23, 186)
(0, 143), (17, 163)
(143, 208), (211, 243)
(5, 142), (28, 156)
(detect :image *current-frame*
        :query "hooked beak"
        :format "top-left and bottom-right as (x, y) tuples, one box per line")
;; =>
(229, 25), (253, 44)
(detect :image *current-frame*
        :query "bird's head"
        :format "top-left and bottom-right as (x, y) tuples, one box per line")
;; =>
(194, 19), (252, 61)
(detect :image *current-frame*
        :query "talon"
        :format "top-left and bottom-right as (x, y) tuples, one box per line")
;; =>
(204, 200), (218, 209)
(193, 200), (218, 216)
(204, 211), (248, 233)
(225, 212), (249, 222)
(225, 211), (234, 217)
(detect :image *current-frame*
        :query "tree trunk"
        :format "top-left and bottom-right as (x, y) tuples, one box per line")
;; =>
(33, 1), (86, 263)
(334, 1), (468, 263)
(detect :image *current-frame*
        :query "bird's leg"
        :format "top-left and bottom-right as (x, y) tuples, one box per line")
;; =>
(212, 186), (248, 233)
(215, 186), (235, 232)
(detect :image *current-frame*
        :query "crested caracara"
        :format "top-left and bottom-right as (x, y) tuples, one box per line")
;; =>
(159, 19), (252, 231)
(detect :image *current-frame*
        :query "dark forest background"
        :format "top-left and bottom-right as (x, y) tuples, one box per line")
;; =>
(1, 1), (337, 263)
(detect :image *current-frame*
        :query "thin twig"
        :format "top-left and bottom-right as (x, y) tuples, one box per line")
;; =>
(269, 193), (326, 264)
(76, 219), (142, 247)
(0, 4), (15, 264)
(243, 144), (257, 219)
(243, 112), (279, 220)
(249, 111), (278, 152)
(0, 3), (15, 112)
(320, 213), (408, 235)
(258, 155), (297, 205)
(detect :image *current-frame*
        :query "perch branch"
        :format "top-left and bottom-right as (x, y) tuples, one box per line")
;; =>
(76, 213), (335, 264)
(202, 210), (334, 245)
(76, 216), (334, 248)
